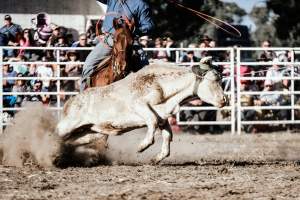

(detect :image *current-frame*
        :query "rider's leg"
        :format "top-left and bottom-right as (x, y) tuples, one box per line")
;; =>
(81, 36), (113, 91)
(132, 40), (149, 71)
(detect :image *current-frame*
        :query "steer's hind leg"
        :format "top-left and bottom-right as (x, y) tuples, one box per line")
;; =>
(154, 122), (173, 163)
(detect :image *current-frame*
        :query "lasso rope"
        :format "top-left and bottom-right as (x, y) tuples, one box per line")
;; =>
(166, 0), (242, 38)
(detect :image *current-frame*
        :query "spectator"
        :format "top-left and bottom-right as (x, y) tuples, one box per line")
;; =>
(3, 62), (17, 112)
(139, 35), (153, 60)
(71, 33), (91, 62)
(18, 28), (35, 58)
(163, 35), (176, 61)
(3, 62), (17, 87)
(47, 25), (60, 47)
(85, 17), (104, 46)
(198, 35), (212, 58)
(9, 55), (29, 75)
(33, 12), (53, 46)
(0, 15), (22, 57)
(265, 57), (284, 90)
(258, 40), (276, 61)
(26, 80), (49, 104)
(36, 59), (53, 89)
(254, 80), (289, 121)
(240, 79), (258, 133)
(54, 35), (68, 61)
(180, 98), (221, 134)
(180, 50), (199, 66)
(152, 37), (168, 61)
(12, 73), (27, 107)
(63, 51), (82, 91)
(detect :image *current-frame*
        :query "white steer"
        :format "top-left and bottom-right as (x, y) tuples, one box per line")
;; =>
(57, 61), (226, 163)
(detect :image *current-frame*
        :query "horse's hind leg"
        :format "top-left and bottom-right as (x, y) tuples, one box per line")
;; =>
(154, 122), (173, 163)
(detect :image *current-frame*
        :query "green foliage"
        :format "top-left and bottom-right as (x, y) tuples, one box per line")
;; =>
(249, 6), (281, 46)
(266, 0), (300, 46)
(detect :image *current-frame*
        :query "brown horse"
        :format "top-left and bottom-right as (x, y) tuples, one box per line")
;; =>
(90, 17), (135, 87)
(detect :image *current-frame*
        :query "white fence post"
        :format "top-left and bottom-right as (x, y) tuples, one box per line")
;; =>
(0, 47), (3, 134)
(291, 49), (295, 124)
(230, 48), (235, 134)
(56, 50), (61, 119)
(236, 48), (242, 134)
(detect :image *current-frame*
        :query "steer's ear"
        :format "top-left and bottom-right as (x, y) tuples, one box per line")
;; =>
(192, 65), (208, 76)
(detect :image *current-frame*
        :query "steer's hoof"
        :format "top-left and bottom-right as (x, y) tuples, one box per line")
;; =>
(150, 158), (161, 165)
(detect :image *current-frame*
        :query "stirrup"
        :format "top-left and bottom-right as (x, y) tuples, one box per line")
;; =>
(86, 77), (91, 88)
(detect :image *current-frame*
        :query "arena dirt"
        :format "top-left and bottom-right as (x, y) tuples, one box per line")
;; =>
(1, 124), (300, 199)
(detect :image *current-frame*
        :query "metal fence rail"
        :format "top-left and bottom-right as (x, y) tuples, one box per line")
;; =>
(236, 47), (300, 134)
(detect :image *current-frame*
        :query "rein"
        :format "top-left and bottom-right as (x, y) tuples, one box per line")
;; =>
(166, 0), (242, 38)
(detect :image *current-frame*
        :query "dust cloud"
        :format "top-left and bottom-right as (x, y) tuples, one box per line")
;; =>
(0, 102), (109, 168)
(104, 130), (300, 165)
(1, 103), (60, 167)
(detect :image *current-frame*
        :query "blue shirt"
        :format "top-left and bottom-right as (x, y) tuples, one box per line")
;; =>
(97, 0), (154, 36)
(0, 23), (22, 42)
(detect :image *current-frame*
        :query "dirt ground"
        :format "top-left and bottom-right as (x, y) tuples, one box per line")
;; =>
(1, 130), (300, 200)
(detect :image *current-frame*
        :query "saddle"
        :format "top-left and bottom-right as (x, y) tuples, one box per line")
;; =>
(86, 56), (112, 87)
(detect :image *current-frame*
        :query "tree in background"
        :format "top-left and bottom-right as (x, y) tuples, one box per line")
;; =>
(266, 0), (300, 46)
(249, 6), (280, 46)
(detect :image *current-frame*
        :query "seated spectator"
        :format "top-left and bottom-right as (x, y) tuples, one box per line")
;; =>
(240, 79), (258, 133)
(0, 15), (23, 57)
(36, 59), (53, 89)
(18, 28), (35, 58)
(33, 13), (53, 46)
(54, 35), (69, 61)
(3, 62), (17, 114)
(3, 62), (17, 88)
(198, 35), (212, 58)
(12, 73), (27, 107)
(254, 80), (289, 121)
(25, 80), (49, 104)
(180, 98), (221, 134)
(63, 51), (82, 91)
(152, 37), (168, 61)
(265, 57), (284, 90)
(86, 17), (104, 46)
(47, 25), (60, 47)
(71, 33), (91, 62)
(258, 40), (276, 61)
(180, 50), (199, 66)
(162, 35), (176, 62)
(139, 35), (153, 60)
(9, 55), (29, 75)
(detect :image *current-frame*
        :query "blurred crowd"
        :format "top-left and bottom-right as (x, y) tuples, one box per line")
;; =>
(1, 14), (300, 133)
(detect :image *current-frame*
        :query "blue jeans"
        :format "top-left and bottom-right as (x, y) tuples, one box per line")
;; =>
(81, 35), (113, 91)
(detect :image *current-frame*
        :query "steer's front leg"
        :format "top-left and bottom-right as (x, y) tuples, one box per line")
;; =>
(133, 102), (159, 153)
(154, 122), (172, 163)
